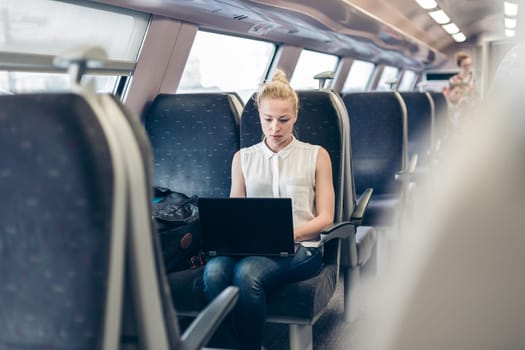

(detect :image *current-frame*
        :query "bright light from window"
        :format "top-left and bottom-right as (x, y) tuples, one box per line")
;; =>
(342, 60), (375, 92)
(428, 9), (450, 24)
(398, 70), (418, 91)
(442, 23), (460, 34)
(504, 2), (519, 16)
(178, 31), (276, 103)
(290, 50), (339, 89)
(506, 29), (516, 37)
(452, 32), (466, 42)
(376, 66), (400, 91)
(0, 71), (118, 94)
(415, 0), (437, 10)
(505, 17), (517, 28)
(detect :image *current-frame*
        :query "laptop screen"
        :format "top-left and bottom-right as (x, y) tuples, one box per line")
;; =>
(198, 197), (295, 257)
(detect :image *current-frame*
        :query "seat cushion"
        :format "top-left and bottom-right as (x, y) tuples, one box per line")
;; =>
(266, 264), (338, 320)
(168, 264), (338, 321)
(168, 266), (206, 312)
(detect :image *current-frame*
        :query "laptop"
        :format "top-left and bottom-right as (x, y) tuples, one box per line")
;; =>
(198, 197), (296, 257)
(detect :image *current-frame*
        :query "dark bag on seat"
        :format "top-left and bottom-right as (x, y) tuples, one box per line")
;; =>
(152, 188), (205, 272)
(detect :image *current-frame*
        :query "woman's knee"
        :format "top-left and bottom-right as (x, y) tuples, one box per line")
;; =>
(203, 257), (235, 292)
(233, 257), (272, 292)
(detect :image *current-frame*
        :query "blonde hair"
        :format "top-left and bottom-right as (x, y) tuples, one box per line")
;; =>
(256, 69), (299, 116)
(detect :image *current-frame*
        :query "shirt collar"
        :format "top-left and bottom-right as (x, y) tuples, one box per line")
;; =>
(262, 135), (296, 159)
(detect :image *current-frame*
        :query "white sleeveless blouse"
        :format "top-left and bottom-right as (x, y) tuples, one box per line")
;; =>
(240, 137), (319, 230)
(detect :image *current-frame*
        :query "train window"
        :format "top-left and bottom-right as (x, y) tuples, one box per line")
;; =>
(398, 70), (418, 91)
(290, 50), (339, 89)
(376, 65), (400, 91)
(1, 0), (149, 61)
(341, 59), (375, 92)
(0, 0), (148, 94)
(0, 71), (119, 94)
(178, 31), (276, 103)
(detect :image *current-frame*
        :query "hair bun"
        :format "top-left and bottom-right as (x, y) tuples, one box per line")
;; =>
(271, 70), (289, 84)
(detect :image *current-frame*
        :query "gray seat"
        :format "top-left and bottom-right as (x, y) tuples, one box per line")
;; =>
(103, 93), (239, 350)
(0, 90), (238, 350)
(399, 92), (434, 167)
(0, 93), (125, 349)
(144, 93), (241, 197)
(156, 89), (373, 349)
(342, 92), (412, 227)
(239, 89), (375, 346)
(143, 92), (242, 346)
(428, 91), (449, 152)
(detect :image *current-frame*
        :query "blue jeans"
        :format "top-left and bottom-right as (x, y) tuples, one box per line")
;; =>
(203, 246), (323, 350)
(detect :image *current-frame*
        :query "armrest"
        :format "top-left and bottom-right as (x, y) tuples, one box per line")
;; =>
(395, 154), (418, 183)
(180, 286), (239, 350)
(350, 188), (373, 225)
(320, 221), (356, 244)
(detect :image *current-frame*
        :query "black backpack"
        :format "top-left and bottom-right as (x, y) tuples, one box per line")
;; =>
(152, 187), (205, 273)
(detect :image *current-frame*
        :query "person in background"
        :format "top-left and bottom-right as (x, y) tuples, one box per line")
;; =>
(446, 52), (477, 105)
(445, 52), (477, 130)
(203, 69), (335, 350)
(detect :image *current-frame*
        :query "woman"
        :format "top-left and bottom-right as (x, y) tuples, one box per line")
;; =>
(203, 70), (335, 349)
(447, 51), (476, 105)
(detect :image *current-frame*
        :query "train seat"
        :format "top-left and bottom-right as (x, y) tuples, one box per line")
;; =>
(0, 93), (125, 349)
(341, 92), (412, 227)
(143, 92), (242, 341)
(399, 92), (434, 168)
(428, 91), (449, 152)
(159, 89), (374, 349)
(0, 85), (240, 350)
(102, 93), (239, 350)
(144, 93), (241, 197)
(240, 89), (375, 347)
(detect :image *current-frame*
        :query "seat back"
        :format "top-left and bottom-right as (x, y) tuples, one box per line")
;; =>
(360, 46), (525, 348)
(102, 91), (240, 349)
(144, 93), (241, 197)
(240, 90), (349, 266)
(399, 92), (434, 165)
(342, 92), (408, 196)
(0, 93), (126, 349)
(428, 91), (449, 147)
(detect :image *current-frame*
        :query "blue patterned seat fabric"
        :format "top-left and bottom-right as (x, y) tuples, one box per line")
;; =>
(0, 94), (114, 349)
(143, 92), (241, 315)
(239, 90), (343, 320)
(168, 91), (344, 322)
(144, 93), (240, 198)
(342, 92), (405, 226)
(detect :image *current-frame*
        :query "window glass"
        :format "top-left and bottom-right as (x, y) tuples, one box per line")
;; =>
(0, 71), (119, 94)
(376, 66), (400, 91)
(342, 60), (375, 92)
(178, 31), (276, 103)
(290, 50), (339, 89)
(398, 70), (418, 91)
(0, 0), (149, 61)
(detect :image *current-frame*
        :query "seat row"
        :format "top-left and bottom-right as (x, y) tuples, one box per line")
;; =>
(143, 88), (446, 349)
(0, 80), (239, 349)
(146, 90), (376, 350)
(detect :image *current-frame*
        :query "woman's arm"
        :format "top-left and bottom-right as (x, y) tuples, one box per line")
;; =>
(230, 150), (247, 197)
(294, 147), (335, 242)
